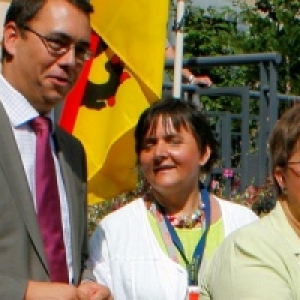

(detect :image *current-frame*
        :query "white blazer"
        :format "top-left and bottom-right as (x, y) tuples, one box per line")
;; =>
(88, 197), (258, 300)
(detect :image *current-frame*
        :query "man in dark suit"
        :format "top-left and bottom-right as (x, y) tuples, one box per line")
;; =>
(0, 0), (111, 299)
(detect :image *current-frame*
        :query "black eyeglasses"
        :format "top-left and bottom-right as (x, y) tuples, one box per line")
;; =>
(21, 25), (93, 63)
(287, 161), (300, 177)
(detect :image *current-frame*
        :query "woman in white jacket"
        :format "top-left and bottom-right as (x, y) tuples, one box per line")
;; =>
(88, 99), (258, 300)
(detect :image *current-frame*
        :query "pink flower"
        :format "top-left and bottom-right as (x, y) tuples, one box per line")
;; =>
(223, 168), (234, 178)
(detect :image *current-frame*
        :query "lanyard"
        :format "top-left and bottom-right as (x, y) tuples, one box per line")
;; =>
(150, 182), (211, 285)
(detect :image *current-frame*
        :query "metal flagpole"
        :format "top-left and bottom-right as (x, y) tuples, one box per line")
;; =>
(172, 0), (187, 98)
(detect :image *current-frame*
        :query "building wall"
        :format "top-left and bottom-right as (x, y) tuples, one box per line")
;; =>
(0, 0), (10, 41)
(191, 0), (255, 10)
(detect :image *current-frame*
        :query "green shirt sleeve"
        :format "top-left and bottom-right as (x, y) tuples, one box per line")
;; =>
(200, 223), (295, 300)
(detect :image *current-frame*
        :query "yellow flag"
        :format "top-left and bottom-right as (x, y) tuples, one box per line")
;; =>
(61, 1), (169, 204)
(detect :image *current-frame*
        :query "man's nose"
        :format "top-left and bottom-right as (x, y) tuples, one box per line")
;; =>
(57, 45), (77, 67)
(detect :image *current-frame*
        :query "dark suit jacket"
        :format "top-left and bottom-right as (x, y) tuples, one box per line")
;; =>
(0, 103), (94, 299)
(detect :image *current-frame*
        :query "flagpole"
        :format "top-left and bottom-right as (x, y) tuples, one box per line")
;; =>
(172, 0), (186, 98)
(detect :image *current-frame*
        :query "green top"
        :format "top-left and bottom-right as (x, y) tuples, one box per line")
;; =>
(148, 211), (224, 267)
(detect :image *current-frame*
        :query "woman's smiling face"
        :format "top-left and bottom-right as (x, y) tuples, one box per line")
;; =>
(139, 115), (210, 196)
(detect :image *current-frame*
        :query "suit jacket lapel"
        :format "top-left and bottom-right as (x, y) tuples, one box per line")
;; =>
(0, 103), (48, 271)
(54, 128), (80, 281)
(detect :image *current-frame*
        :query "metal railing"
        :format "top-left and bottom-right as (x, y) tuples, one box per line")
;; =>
(164, 52), (283, 196)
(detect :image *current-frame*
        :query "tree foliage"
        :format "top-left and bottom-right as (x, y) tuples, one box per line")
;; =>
(237, 0), (300, 95)
(178, 0), (300, 112)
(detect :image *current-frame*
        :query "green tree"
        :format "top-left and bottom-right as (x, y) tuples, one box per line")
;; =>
(181, 0), (300, 112)
(183, 4), (250, 113)
(237, 0), (300, 95)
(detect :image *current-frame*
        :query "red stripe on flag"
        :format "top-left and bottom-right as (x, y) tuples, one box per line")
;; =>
(59, 31), (100, 133)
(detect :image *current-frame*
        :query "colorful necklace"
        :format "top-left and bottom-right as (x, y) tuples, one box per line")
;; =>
(164, 203), (205, 228)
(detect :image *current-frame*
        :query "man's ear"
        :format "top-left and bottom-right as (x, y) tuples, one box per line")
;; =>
(2, 21), (19, 57)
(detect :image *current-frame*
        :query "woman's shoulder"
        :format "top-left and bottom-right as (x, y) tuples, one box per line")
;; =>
(214, 196), (259, 235)
(216, 196), (258, 217)
(204, 214), (280, 277)
(222, 213), (278, 257)
(99, 197), (146, 229)
(90, 198), (147, 241)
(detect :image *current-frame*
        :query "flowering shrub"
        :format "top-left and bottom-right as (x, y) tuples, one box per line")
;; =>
(244, 178), (276, 216)
(88, 190), (137, 235)
(210, 169), (276, 213)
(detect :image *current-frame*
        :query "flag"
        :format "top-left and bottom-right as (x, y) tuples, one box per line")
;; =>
(60, 1), (169, 204)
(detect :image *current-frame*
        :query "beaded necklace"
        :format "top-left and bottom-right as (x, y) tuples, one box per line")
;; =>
(164, 203), (205, 228)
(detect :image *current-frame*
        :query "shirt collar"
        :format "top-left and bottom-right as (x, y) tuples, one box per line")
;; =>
(0, 74), (55, 131)
(271, 202), (300, 256)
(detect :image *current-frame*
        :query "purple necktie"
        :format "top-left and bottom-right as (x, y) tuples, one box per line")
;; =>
(30, 116), (69, 283)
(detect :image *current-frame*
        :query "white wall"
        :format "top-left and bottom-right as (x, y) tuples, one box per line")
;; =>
(0, 2), (9, 66)
(0, 2), (9, 40)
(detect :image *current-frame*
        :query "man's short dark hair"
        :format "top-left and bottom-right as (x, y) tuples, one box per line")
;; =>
(1, 0), (93, 60)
